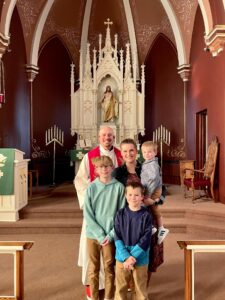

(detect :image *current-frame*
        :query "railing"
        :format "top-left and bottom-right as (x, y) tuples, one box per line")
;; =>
(178, 240), (225, 300)
(0, 241), (34, 300)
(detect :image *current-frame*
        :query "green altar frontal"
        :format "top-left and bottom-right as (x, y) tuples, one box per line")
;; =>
(69, 148), (143, 162)
(0, 148), (15, 195)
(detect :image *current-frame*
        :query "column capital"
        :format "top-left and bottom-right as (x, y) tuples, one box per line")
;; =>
(0, 32), (10, 58)
(26, 64), (39, 82)
(204, 25), (225, 57)
(177, 64), (191, 82)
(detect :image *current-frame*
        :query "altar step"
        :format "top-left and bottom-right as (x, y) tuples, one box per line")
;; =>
(0, 183), (225, 236)
(161, 207), (225, 238)
(0, 217), (83, 234)
(0, 206), (225, 237)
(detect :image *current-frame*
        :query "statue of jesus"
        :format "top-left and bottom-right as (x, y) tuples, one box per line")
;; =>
(101, 85), (118, 122)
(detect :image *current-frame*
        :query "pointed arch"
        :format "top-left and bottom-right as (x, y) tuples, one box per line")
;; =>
(123, 0), (139, 79)
(39, 34), (73, 62)
(198, 0), (213, 35)
(0, 0), (16, 37)
(145, 33), (177, 64)
(29, 0), (55, 67)
(80, 0), (92, 57)
(161, 0), (187, 65)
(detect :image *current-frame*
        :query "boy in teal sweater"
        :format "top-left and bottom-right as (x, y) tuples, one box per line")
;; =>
(84, 156), (126, 300)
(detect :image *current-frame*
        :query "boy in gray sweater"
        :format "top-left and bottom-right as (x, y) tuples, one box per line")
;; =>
(141, 141), (169, 244)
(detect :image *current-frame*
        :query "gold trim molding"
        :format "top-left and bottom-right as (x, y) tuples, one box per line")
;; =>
(204, 25), (225, 57)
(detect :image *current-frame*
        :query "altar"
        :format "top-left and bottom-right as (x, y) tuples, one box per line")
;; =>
(70, 19), (145, 148)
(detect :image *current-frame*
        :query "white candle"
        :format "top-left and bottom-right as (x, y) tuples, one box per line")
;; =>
(62, 131), (64, 145)
(153, 132), (155, 142)
(168, 131), (171, 145)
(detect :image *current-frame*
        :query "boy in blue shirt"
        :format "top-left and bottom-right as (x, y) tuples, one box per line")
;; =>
(114, 182), (152, 300)
(84, 155), (126, 300)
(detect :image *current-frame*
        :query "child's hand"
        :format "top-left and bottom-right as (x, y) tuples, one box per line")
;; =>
(101, 237), (110, 247)
(143, 197), (155, 206)
(123, 256), (136, 270)
(154, 198), (160, 204)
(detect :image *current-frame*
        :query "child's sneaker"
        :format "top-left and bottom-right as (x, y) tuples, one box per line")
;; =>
(152, 226), (157, 235)
(157, 228), (169, 244)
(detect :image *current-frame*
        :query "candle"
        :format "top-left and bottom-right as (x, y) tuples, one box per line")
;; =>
(62, 131), (64, 145)
(51, 127), (53, 140)
(153, 131), (155, 142)
(168, 131), (171, 145)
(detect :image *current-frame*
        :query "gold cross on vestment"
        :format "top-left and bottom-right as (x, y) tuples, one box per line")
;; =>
(104, 18), (113, 28)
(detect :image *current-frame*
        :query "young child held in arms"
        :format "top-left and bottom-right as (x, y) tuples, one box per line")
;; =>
(114, 182), (152, 300)
(84, 155), (126, 300)
(141, 141), (169, 244)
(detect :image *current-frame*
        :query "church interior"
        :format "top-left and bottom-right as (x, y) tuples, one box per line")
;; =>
(0, 0), (225, 299)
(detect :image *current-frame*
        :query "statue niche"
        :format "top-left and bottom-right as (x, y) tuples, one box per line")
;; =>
(70, 18), (145, 146)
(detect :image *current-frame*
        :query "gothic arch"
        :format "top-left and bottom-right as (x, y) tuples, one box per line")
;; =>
(29, 0), (54, 67)
(145, 33), (177, 64)
(161, 0), (187, 65)
(39, 34), (73, 63)
(198, 0), (213, 35)
(0, 0), (16, 37)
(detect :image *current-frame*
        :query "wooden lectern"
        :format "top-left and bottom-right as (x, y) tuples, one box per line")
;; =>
(0, 241), (34, 300)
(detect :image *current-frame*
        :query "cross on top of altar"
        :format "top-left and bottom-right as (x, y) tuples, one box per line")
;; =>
(70, 19), (146, 146)
(104, 18), (113, 28)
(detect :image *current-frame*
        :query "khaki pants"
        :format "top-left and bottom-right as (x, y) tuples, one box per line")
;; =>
(87, 238), (115, 300)
(115, 261), (148, 300)
(150, 188), (162, 227)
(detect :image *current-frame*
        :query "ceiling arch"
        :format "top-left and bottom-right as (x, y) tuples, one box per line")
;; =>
(198, 0), (213, 35)
(161, 0), (187, 66)
(29, 0), (54, 67)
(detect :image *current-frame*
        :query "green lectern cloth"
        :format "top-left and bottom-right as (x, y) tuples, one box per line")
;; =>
(0, 149), (14, 195)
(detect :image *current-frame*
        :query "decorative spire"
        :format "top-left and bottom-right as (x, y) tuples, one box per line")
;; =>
(84, 43), (91, 77)
(104, 18), (113, 51)
(125, 43), (131, 78)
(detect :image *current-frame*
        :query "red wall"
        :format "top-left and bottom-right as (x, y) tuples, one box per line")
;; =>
(143, 34), (184, 183)
(32, 37), (76, 183)
(144, 35), (183, 146)
(0, 8), (30, 156)
(188, 7), (225, 202)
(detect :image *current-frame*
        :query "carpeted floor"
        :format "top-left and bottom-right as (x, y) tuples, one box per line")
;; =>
(1, 183), (225, 299)
(1, 232), (225, 300)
